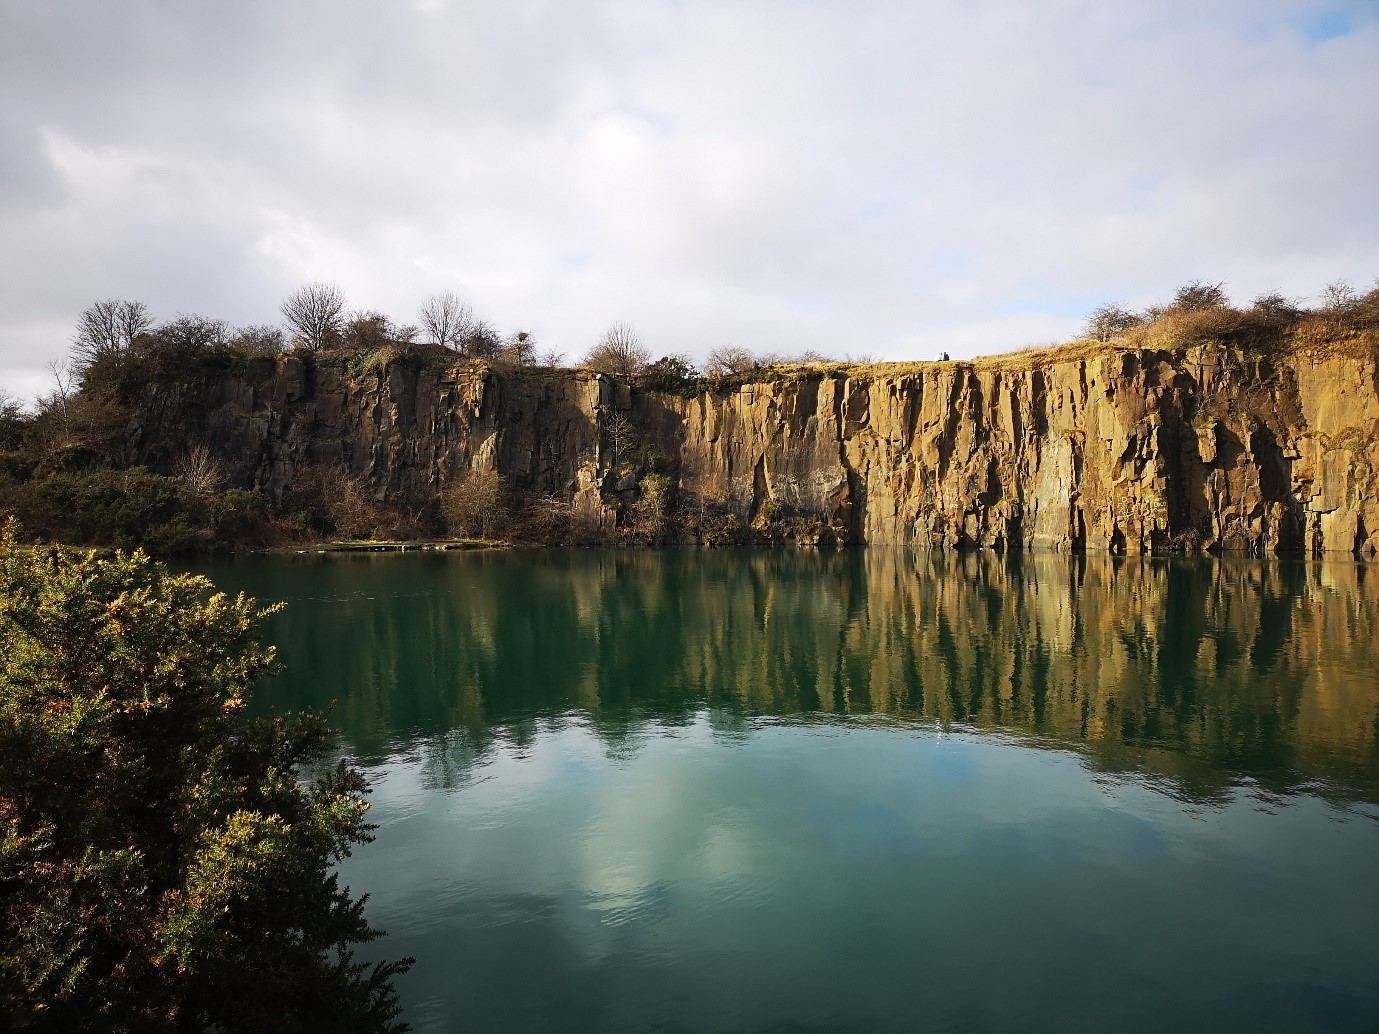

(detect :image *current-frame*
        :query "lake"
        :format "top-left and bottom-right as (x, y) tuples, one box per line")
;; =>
(197, 549), (1379, 1033)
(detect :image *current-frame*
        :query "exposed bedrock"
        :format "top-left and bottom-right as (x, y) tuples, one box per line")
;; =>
(122, 342), (1379, 555)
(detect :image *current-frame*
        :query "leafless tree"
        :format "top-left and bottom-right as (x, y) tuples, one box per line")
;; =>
(149, 315), (228, 356)
(526, 494), (573, 541)
(0, 389), (27, 451)
(1248, 293), (1303, 322)
(229, 324), (287, 354)
(1320, 280), (1358, 314)
(497, 330), (537, 366)
(630, 472), (672, 544)
(461, 319), (502, 359)
(40, 359), (77, 446)
(585, 322), (650, 377)
(281, 282), (347, 351)
(419, 291), (473, 351)
(602, 411), (637, 468)
(1085, 303), (1142, 342)
(705, 346), (757, 378)
(177, 444), (224, 496)
(442, 468), (507, 538)
(73, 299), (153, 368)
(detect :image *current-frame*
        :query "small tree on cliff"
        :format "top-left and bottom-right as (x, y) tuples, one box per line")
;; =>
(584, 323), (650, 378)
(418, 291), (473, 351)
(0, 523), (411, 1031)
(72, 299), (154, 370)
(1084, 303), (1141, 342)
(282, 282), (348, 352)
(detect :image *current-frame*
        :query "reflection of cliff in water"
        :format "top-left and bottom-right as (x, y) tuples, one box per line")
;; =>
(242, 550), (1379, 805)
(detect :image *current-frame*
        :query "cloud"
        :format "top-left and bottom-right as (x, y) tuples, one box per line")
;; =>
(1, 0), (1376, 396)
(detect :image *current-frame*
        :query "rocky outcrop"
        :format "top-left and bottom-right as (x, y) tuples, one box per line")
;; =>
(121, 339), (1379, 555)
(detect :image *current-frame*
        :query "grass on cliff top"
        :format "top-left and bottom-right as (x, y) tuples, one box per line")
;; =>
(728, 316), (1379, 385)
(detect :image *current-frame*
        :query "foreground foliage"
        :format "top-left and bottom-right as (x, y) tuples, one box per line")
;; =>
(0, 525), (411, 1031)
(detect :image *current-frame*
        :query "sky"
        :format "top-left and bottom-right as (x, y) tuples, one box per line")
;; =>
(1, 0), (1377, 399)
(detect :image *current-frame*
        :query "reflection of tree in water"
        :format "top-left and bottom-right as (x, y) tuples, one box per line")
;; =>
(241, 550), (1379, 806)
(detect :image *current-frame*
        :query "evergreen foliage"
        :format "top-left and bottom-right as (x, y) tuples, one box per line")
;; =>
(0, 524), (411, 1031)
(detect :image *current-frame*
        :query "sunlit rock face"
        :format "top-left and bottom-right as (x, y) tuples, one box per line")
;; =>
(123, 341), (1379, 555)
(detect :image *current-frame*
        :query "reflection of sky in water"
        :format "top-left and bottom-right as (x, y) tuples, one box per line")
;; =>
(194, 551), (1379, 1032)
(339, 716), (1379, 1032)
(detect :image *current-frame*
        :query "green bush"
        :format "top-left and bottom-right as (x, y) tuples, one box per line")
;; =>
(0, 525), (411, 1030)
(6, 469), (274, 554)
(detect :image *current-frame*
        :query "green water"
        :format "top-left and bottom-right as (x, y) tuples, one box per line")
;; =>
(197, 550), (1379, 1033)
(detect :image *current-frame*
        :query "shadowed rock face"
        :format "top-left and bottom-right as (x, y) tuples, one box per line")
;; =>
(122, 341), (1379, 555)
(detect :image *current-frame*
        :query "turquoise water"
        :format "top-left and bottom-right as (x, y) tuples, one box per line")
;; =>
(197, 550), (1379, 1032)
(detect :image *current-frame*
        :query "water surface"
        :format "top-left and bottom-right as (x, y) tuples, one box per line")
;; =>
(198, 550), (1379, 1033)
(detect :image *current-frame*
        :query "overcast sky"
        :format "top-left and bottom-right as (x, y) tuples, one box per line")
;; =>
(1, 0), (1376, 398)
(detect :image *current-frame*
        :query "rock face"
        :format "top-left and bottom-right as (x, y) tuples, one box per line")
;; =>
(122, 341), (1379, 555)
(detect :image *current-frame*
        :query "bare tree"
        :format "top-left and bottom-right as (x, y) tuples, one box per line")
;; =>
(1320, 279), (1358, 314)
(602, 411), (637, 468)
(73, 299), (153, 368)
(497, 330), (537, 366)
(1249, 293), (1303, 322)
(1085, 303), (1142, 342)
(705, 345), (757, 378)
(0, 390), (24, 453)
(461, 319), (502, 359)
(150, 315), (228, 357)
(115, 300), (154, 346)
(442, 468), (507, 538)
(281, 282), (347, 351)
(418, 291), (473, 351)
(585, 322), (650, 377)
(177, 444), (224, 497)
(229, 324), (287, 354)
(630, 472), (672, 544)
(40, 359), (77, 447)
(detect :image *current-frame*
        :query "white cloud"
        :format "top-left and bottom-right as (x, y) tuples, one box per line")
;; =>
(1, 0), (1376, 396)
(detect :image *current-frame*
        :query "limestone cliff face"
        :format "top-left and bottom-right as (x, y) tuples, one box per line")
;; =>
(122, 341), (1379, 555)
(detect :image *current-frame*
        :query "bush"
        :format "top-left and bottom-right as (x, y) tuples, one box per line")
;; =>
(442, 469), (507, 538)
(1170, 280), (1229, 312)
(0, 524), (411, 1030)
(1084, 303), (1142, 342)
(4, 468), (275, 555)
(19, 468), (204, 551)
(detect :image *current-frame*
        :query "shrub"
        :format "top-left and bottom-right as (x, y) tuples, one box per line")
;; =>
(442, 469), (507, 538)
(1084, 303), (1142, 342)
(0, 525), (411, 1030)
(1170, 280), (1229, 312)
(629, 472), (673, 544)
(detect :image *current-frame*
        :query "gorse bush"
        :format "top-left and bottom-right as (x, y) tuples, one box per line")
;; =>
(0, 525), (412, 1031)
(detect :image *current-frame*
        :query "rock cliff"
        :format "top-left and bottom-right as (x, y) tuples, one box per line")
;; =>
(122, 339), (1379, 555)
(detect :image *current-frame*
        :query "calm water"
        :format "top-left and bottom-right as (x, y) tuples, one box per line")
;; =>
(197, 550), (1379, 1033)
